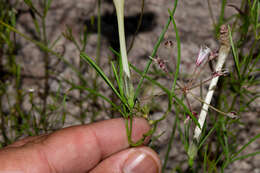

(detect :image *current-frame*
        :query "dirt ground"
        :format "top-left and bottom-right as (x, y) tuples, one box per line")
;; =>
(4, 0), (260, 172)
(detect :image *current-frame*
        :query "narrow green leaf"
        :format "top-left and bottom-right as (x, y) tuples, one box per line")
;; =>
(232, 150), (260, 162)
(23, 0), (42, 17)
(222, 118), (231, 168)
(10, 10), (16, 27)
(168, 9), (181, 93)
(81, 25), (88, 51)
(32, 17), (41, 36)
(50, 34), (62, 49)
(203, 144), (208, 173)
(198, 123), (217, 149)
(111, 61), (123, 96)
(249, 53), (260, 75)
(109, 47), (124, 98)
(256, 1), (259, 29)
(80, 52), (128, 109)
(216, 0), (227, 34)
(162, 112), (179, 172)
(44, 0), (53, 16)
(231, 133), (260, 160)
(134, 0), (179, 101)
(228, 26), (241, 79)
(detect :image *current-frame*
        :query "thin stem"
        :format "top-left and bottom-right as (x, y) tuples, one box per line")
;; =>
(188, 92), (233, 117)
(96, 0), (101, 66)
(207, 0), (216, 27)
(41, 1), (50, 129)
(184, 93), (192, 112)
(134, 0), (179, 101)
(127, 0), (145, 53)
(187, 74), (217, 91)
(169, 9), (181, 94)
(162, 113), (179, 172)
(91, 0), (102, 122)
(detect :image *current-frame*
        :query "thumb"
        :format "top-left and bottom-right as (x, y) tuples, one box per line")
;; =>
(90, 146), (161, 173)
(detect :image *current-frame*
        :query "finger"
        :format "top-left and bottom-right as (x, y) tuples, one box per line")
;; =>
(40, 117), (150, 172)
(6, 134), (47, 148)
(90, 147), (161, 173)
(0, 118), (150, 173)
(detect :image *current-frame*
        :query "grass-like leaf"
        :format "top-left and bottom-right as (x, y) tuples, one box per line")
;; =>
(232, 150), (260, 162)
(111, 61), (124, 97)
(134, 0), (179, 100)
(24, 0), (42, 17)
(80, 52), (128, 109)
(231, 133), (260, 160)
(228, 26), (241, 79)
(109, 47), (124, 97)
(198, 123), (217, 150)
(168, 9), (181, 93)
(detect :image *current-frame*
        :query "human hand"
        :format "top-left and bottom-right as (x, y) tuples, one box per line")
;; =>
(0, 118), (161, 173)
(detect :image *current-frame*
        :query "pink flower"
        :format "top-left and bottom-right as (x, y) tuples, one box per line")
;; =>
(196, 45), (211, 66)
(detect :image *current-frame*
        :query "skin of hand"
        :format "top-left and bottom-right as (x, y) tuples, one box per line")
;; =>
(0, 118), (161, 173)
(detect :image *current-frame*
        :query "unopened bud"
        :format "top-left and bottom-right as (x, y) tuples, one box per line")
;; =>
(196, 45), (211, 66)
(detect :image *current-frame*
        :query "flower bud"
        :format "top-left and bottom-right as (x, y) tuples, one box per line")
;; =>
(196, 45), (211, 66)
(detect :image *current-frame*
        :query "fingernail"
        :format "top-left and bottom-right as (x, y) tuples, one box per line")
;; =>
(123, 151), (159, 173)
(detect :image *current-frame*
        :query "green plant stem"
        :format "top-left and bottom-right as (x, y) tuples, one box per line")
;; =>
(217, 0), (227, 32)
(162, 112), (179, 172)
(90, 0), (102, 122)
(207, 0), (216, 27)
(80, 52), (129, 110)
(134, 0), (179, 101)
(169, 9), (181, 109)
(96, 0), (101, 66)
(127, 0), (145, 53)
(41, 11), (50, 128)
